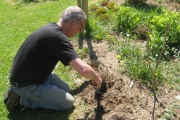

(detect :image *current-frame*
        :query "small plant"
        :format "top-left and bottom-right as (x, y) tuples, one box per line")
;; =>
(135, 23), (151, 40)
(100, 0), (109, 7)
(160, 108), (177, 120)
(173, 102), (180, 109)
(95, 7), (107, 15)
(107, 2), (115, 10)
(75, 47), (89, 58)
(89, 4), (99, 12)
(99, 14), (110, 21)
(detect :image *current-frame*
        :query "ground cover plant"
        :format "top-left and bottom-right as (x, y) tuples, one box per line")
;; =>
(0, 0), (180, 120)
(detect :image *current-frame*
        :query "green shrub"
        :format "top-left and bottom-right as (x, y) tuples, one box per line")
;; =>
(116, 6), (180, 60)
(88, 17), (107, 41)
(150, 10), (180, 46)
(116, 7), (142, 33)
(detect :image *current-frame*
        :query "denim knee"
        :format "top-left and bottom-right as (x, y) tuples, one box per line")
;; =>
(63, 93), (74, 110)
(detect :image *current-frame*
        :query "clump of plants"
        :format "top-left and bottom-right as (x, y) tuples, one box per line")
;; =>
(106, 2), (116, 11)
(95, 7), (107, 15)
(99, 14), (110, 21)
(88, 1), (118, 41)
(116, 6), (142, 33)
(135, 23), (151, 40)
(89, 4), (99, 11)
(100, 0), (109, 7)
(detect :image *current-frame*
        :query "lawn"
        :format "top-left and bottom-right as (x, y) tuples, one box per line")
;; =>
(0, 0), (79, 119)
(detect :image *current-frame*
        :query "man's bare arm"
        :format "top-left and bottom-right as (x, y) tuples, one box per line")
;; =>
(69, 58), (102, 89)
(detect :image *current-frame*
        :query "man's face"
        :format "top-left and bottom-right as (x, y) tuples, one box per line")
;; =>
(67, 19), (86, 38)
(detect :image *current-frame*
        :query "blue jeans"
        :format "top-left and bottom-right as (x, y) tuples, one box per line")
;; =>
(11, 74), (74, 110)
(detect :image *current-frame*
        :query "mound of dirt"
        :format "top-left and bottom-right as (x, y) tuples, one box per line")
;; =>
(71, 40), (180, 120)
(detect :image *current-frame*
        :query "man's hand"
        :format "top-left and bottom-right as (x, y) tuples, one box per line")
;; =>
(92, 77), (102, 89)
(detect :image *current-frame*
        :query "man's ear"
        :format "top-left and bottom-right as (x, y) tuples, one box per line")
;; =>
(71, 21), (77, 28)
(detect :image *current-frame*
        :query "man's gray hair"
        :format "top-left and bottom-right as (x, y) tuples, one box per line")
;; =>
(60, 6), (87, 23)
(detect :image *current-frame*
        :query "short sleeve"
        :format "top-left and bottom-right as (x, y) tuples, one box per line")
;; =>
(48, 33), (79, 66)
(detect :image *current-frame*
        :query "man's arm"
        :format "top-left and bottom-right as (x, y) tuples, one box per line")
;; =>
(69, 58), (102, 89)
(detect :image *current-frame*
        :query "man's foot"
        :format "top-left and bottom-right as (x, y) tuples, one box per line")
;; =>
(4, 88), (21, 113)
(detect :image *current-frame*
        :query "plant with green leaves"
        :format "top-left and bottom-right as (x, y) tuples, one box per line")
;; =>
(116, 5), (180, 61)
(75, 47), (89, 59)
(88, 1), (118, 41)
(150, 9), (180, 46)
(160, 108), (177, 120)
(116, 6), (142, 34)
(116, 36), (163, 86)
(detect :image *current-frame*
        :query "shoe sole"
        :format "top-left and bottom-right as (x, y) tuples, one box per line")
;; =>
(4, 88), (21, 113)
(4, 88), (11, 104)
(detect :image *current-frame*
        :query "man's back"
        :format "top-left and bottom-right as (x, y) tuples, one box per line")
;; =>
(10, 23), (78, 84)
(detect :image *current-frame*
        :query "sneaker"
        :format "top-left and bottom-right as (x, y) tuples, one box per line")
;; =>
(4, 88), (21, 113)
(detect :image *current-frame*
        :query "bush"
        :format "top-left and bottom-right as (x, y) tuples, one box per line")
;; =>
(150, 10), (180, 46)
(116, 7), (142, 33)
(116, 6), (180, 60)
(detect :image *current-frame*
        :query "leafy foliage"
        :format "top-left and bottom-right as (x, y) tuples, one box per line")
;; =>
(88, 1), (117, 41)
(116, 7), (142, 33)
(115, 6), (180, 60)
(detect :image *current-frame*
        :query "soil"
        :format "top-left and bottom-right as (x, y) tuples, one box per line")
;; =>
(70, 1), (180, 120)
(70, 39), (180, 120)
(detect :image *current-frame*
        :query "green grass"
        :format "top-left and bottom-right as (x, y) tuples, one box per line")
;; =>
(0, 0), (79, 119)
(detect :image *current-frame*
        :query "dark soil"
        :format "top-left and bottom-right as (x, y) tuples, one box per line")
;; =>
(71, 40), (180, 120)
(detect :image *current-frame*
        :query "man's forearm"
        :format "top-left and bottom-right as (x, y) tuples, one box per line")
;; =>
(69, 58), (102, 88)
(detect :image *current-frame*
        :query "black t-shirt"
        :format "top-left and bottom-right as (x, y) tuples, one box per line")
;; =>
(10, 23), (78, 84)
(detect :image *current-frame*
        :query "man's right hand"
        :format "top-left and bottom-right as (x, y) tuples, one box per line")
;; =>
(92, 77), (102, 89)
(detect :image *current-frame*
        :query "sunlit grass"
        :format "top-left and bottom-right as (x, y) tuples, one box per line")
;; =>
(0, 0), (79, 119)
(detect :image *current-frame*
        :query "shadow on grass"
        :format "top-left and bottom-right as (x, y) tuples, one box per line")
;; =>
(7, 105), (75, 120)
(70, 80), (92, 95)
